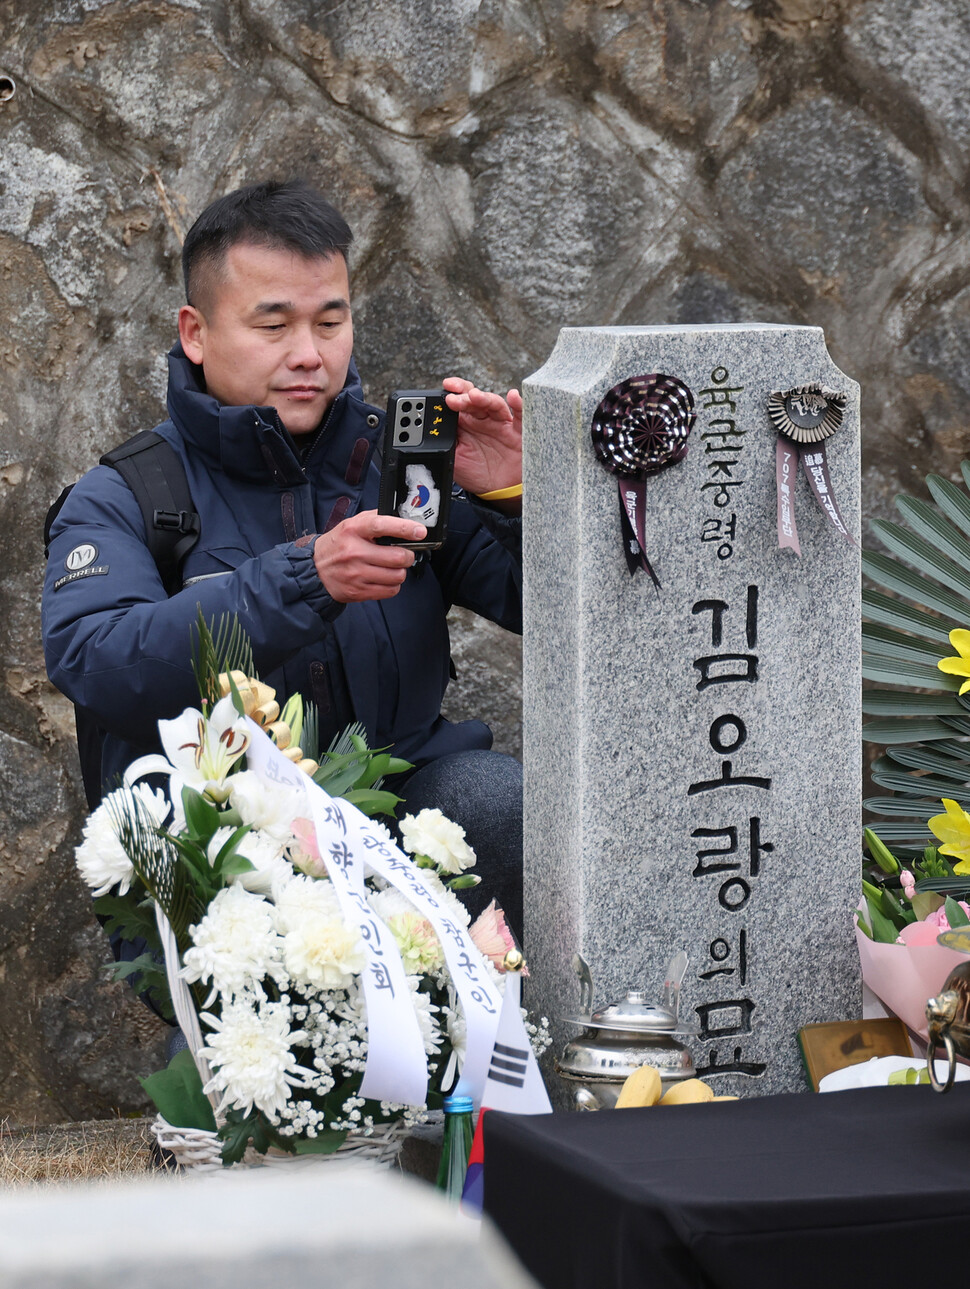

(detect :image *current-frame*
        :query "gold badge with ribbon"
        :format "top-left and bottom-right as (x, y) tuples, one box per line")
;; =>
(767, 383), (853, 554)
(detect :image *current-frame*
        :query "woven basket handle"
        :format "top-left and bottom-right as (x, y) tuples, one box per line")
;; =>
(154, 903), (221, 1113)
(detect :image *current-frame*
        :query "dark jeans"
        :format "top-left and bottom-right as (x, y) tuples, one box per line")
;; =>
(395, 749), (524, 946)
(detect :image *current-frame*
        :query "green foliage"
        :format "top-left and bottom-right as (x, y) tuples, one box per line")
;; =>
(312, 723), (410, 817)
(105, 794), (202, 948)
(293, 1131), (350, 1155)
(341, 788), (403, 818)
(190, 609), (256, 714)
(219, 1109), (299, 1165)
(93, 890), (174, 1020)
(944, 896), (970, 928)
(141, 1049), (217, 1132)
(862, 465), (970, 864)
(861, 834), (959, 941)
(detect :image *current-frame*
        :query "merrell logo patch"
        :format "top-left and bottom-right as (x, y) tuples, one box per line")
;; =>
(65, 543), (98, 571)
(54, 566), (109, 590)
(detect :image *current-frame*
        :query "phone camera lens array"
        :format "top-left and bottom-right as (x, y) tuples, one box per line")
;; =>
(395, 398), (425, 445)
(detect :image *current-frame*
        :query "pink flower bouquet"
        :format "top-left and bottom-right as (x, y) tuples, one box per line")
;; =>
(855, 919), (966, 1041)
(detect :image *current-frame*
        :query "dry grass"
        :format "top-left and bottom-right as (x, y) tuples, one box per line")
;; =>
(0, 1118), (154, 1188)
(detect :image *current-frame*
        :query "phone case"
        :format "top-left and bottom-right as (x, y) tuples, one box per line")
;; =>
(377, 389), (458, 549)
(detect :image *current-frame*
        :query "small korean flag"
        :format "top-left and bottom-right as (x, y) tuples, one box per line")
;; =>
(398, 463), (440, 526)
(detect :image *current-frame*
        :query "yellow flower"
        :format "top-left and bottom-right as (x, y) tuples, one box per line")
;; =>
(927, 797), (970, 874)
(937, 629), (970, 694)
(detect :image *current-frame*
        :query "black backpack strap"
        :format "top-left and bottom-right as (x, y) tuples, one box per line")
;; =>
(44, 486), (73, 558)
(100, 431), (200, 595)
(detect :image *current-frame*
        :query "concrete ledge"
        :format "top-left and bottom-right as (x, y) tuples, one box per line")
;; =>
(0, 1163), (537, 1289)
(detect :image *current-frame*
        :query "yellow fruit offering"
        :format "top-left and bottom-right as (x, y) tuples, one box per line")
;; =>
(658, 1078), (714, 1106)
(713, 1095), (739, 1101)
(615, 1064), (663, 1109)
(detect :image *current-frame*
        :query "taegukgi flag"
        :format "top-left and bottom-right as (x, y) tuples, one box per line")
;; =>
(461, 967), (551, 1214)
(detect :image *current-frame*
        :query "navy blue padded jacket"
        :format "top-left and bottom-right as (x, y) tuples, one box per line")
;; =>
(42, 343), (522, 796)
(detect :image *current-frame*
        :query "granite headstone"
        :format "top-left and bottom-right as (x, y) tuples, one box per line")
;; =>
(522, 325), (861, 1098)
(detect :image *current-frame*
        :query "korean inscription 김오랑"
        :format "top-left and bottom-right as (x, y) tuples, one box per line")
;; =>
(689, 582), (771, 1079)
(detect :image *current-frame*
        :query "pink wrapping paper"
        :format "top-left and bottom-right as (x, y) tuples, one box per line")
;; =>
(855, 920), (968, 1041)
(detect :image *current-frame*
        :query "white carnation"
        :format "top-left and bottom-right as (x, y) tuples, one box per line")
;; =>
(399, 808), (476, 874)
(282, 914), (365, 991)
(368, 886), (417, 921)
(201, 998), (311, 1121)
(75, 782), (169, 897)
(446, 998), (467, 1068)
(369, 887), (443, 974)
(182, 884), (283, 1001)
(229, 771), (307, 844)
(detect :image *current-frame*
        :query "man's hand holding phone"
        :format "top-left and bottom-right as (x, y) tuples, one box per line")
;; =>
(443, 377), (523, 513)
(313, 511), (426, 603)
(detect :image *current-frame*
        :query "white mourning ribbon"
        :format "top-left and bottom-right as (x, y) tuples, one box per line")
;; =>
(243, 719), (428, 1106)
(244, 719), (504, 1107)
(332, 817), (503, 1107)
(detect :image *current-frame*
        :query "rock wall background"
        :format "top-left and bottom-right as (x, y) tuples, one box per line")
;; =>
(1, 0), (968, 1122)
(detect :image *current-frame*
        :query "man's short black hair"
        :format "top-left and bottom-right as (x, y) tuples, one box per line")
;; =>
(181, 179), (354, 313)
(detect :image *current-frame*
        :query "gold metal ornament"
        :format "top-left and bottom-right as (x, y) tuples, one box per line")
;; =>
(926, 956), (970, 1091)
(767, 383), (847, 444)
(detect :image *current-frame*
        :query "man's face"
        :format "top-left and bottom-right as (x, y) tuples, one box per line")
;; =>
(178, 242), (354, 435)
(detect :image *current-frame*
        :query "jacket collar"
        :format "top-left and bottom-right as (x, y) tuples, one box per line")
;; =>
(165, 341), (375, 485)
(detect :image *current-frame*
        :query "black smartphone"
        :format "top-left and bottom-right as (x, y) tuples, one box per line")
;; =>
(377, 388), (458, 550)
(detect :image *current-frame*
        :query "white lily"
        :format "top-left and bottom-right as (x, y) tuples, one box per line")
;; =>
(126, 695), (250, 805)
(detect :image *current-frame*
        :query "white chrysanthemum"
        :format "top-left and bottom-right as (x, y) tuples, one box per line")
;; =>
(273, 872), (341, 934)
(408, 977), (443, 1055)
(399, 808), (476, 874)
(446, 997), (467, 1069)
(75, 782), (169, 897)
(182, 884), (283, 1001)
(369, 888), (443, 974)
(201, 998), (311, 1120)
(206, 826), (293, 896)
(229, 771), (307, 845)
(282, 913), (366, 991)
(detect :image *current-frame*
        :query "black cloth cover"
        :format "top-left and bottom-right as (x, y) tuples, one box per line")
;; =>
(483, 1084), (970, 1288)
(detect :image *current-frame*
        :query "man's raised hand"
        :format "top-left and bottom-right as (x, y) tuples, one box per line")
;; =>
(443, 377), (522, 502)
(313, 510), (426, 603)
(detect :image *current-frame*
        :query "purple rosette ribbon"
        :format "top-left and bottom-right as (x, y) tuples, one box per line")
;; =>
(767, 383), (853, 554)
(591, 373), (696, 587)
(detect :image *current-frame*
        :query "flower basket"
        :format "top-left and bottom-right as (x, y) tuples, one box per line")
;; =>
(75, 629), (550, 1170)
(153, 903), (411, 1172)
(151, 1115), (408, 1172)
